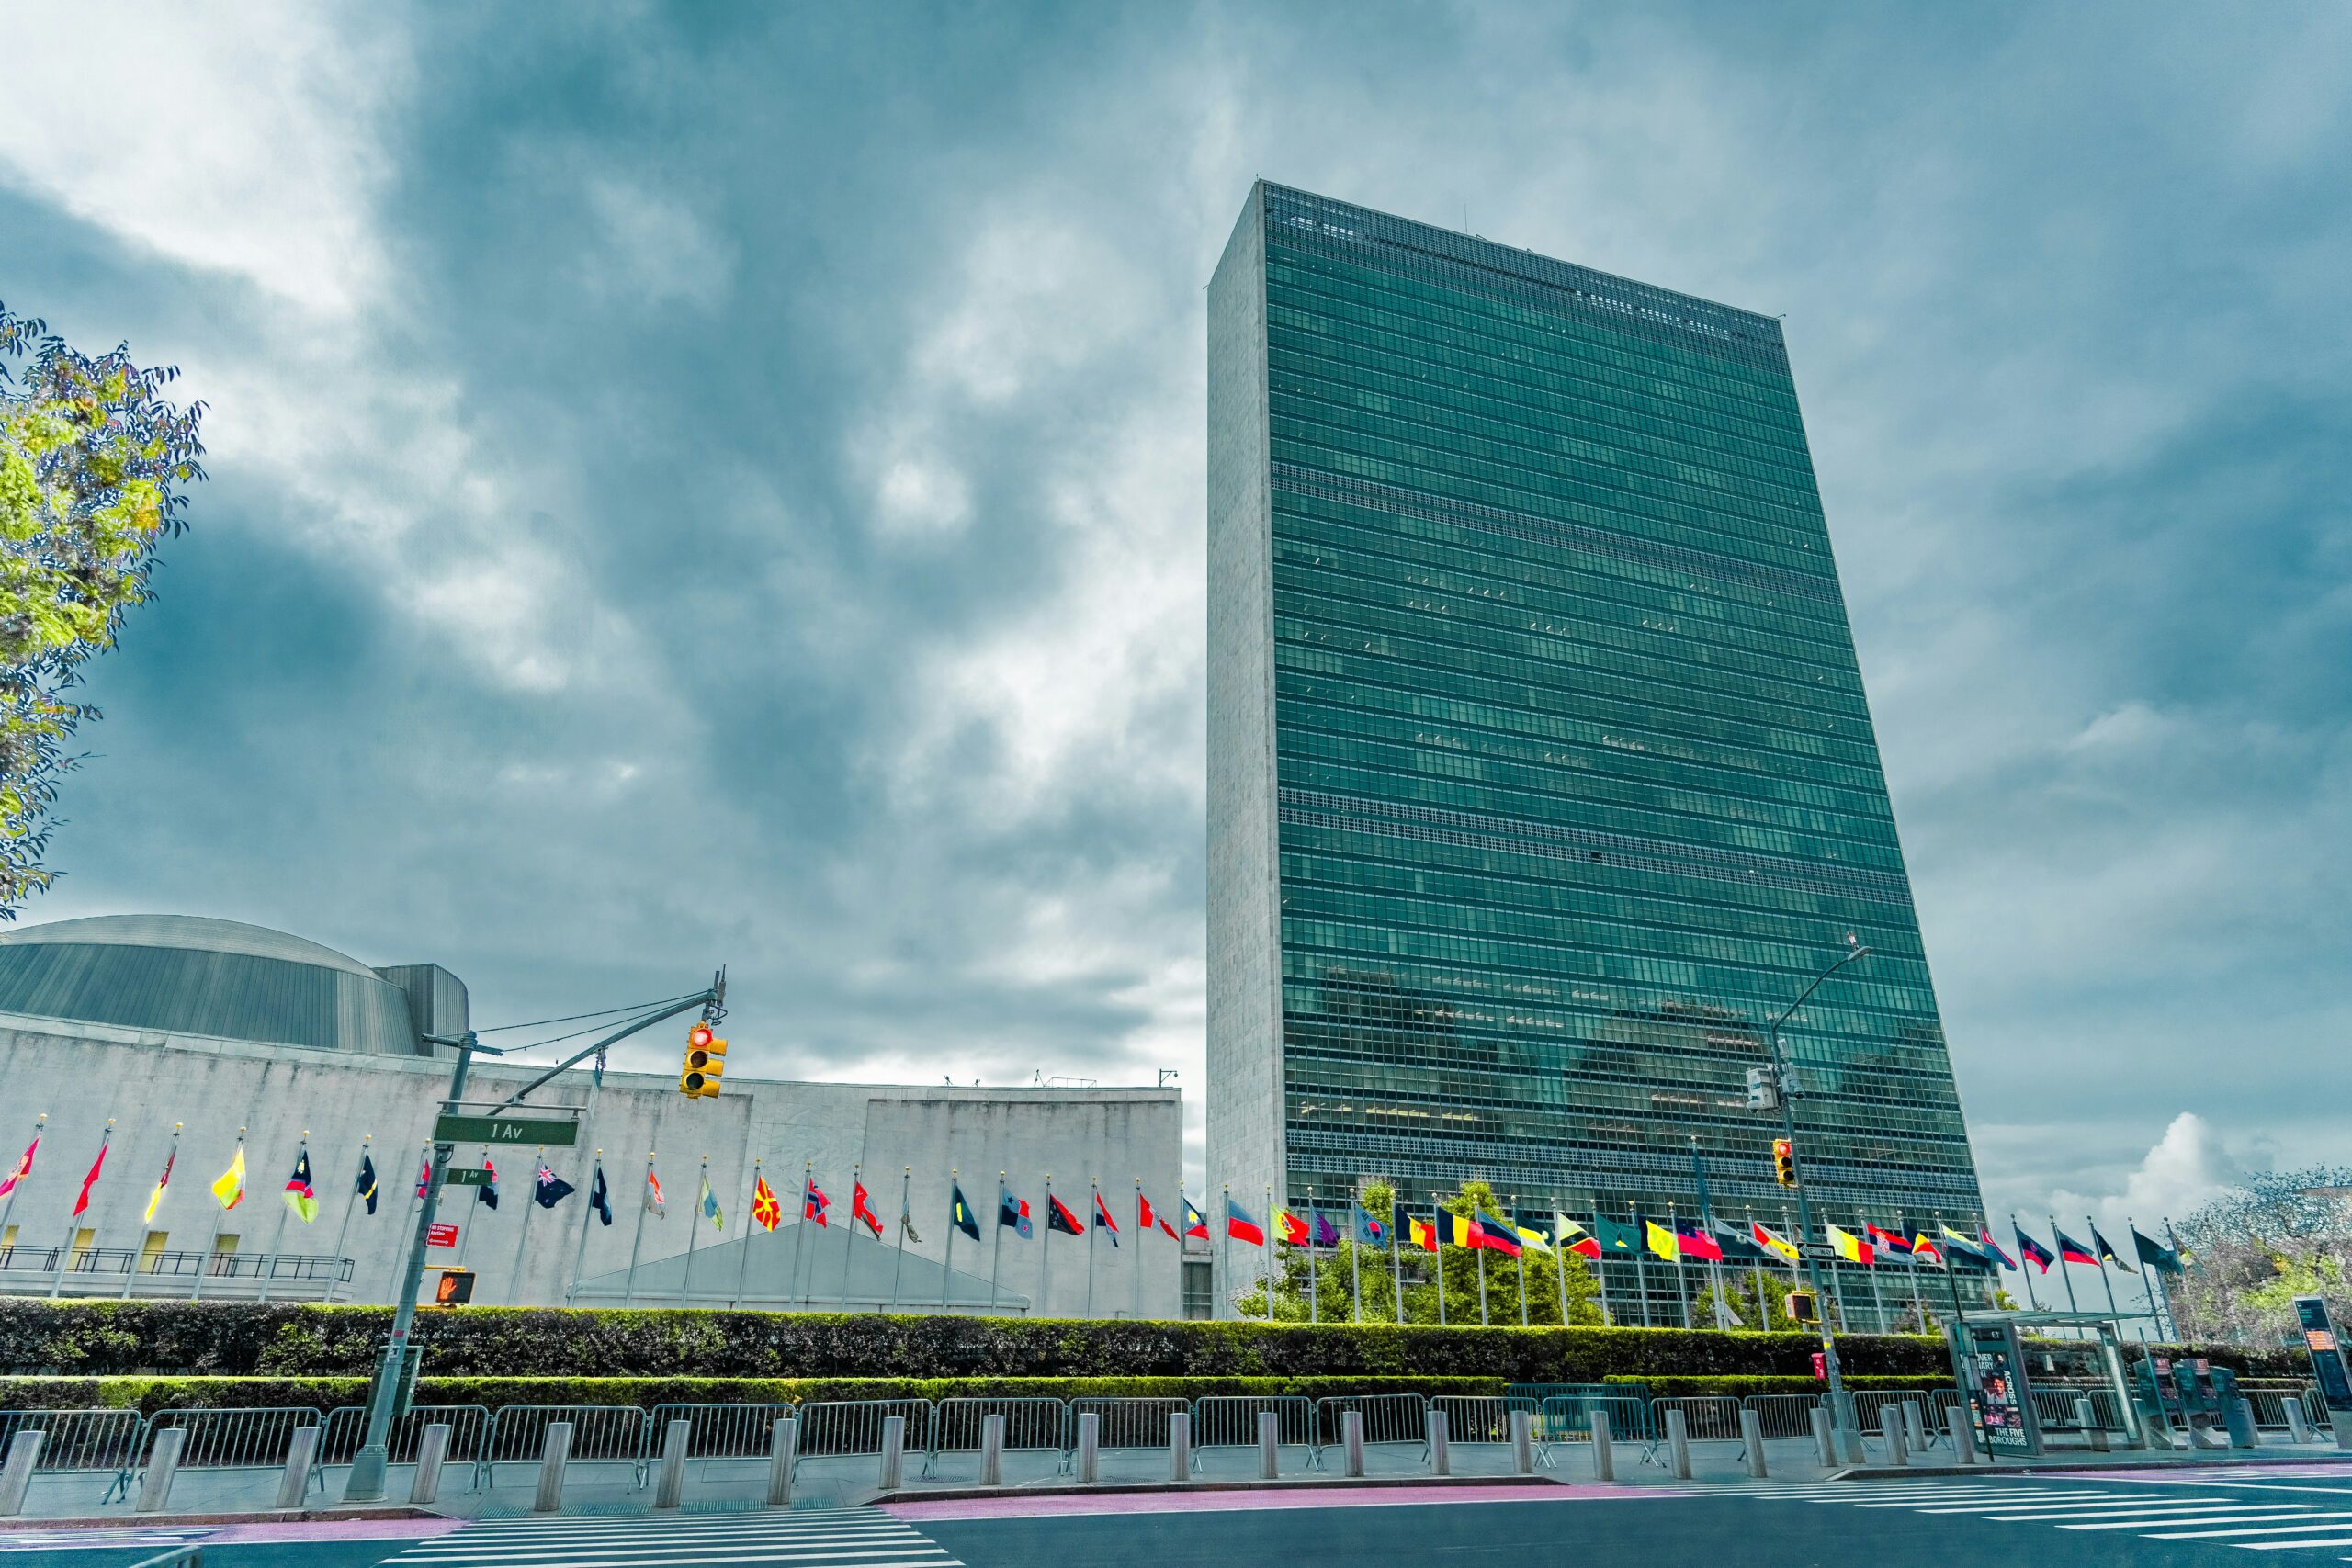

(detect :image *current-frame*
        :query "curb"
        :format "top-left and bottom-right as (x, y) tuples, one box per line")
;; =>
(869, 1473), (1557, 1505)
(0, 1507), (446, 1530)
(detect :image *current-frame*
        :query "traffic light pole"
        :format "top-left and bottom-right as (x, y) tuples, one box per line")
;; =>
(342, 982), (723, 1503)
(1763, 941), (1871, 1456)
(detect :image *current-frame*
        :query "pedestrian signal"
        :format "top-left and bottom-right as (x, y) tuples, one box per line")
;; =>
(1787, 1289), (1817, 1325)
(680, 1022), (726, 1097)
(434, 1269), (475, 1307)
(1772, 1138), (1797, 1187)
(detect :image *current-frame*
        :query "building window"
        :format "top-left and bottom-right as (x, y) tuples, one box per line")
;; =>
(209, 1234), (239, 1275)
(1182, 1260), (1214, 1320)
(67, 1227), (95, 1270)
(139, 1232), (169, 1274)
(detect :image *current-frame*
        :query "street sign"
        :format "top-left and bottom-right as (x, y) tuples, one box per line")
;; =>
(425, 1223), (458, 1247)
(433, 1113), (578, 1147)
(441, 1167), (493, 1187)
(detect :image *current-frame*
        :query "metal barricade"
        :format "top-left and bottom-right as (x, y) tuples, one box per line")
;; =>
(790, 1399), (933, 1478)
(638, 1402), (798, 1481)
(1068, 1397), (1191, 1450)
(1740, 1393), (1823, 1440)
(133, 1408), (325, 1501)
(1429, 1393), (1539, 1445)
(1312, 1393), (1429, 1457)
(2244, 1387), (2312, 1430)
(2026, 1384), (2125, 1435)
(1651, 1397), (1743, 1443)
(1, 1409), (146, 1500)
(923, 1397), (1069, 1479)
(483, 1404), (648, 1485)
(317, 1404), (492, 1492)
(1189, 1395), (1317, 1472)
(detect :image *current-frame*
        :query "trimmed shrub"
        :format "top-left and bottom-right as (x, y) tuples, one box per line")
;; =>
(0, 1302), (2301, 1382)
(0, 1373), (1507, 1416)
(1603, 1374), (1952, 1398)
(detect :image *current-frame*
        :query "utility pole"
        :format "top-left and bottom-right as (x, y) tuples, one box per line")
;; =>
(1761, 936), (1872, 1450)
(342, 976), (723, 1504)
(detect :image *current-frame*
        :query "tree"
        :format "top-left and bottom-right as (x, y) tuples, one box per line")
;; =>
(2172, 1166), (2352, 1344)
(0, 304), (203, 913)
(1232, 1177), (1605, 1326)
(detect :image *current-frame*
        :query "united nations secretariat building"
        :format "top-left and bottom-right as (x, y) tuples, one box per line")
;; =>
(0, 915), (1192, 1316)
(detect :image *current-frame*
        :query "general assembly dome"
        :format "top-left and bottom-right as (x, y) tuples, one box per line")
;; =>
(0, 913), (464, 1055)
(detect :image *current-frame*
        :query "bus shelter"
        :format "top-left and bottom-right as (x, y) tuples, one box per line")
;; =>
(1945, 1309), (2153, 1459)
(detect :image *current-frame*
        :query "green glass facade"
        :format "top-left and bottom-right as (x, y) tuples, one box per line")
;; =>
(1206, 183), (1985, 1325)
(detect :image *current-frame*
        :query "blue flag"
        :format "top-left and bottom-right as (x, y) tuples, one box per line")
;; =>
(1000, 1184), (1032, 1238)
(355, 1152), (378, 1216)
(588, 1163), (613, 1226)
(950, 1182), (981, 1240)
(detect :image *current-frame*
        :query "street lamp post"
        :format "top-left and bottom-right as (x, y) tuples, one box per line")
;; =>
(1763, 935), (1871, 1454)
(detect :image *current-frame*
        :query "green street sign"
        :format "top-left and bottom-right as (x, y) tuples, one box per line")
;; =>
(441, 1167), (493, 1187)
(433, 1113), (578, 1147)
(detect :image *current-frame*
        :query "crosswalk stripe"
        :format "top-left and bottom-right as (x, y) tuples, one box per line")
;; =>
(2143, 1517), (2352, 1540)
(394, 1552), (953, 1568)
(2243, 1538), (2352, 1550)
(2052, 1511), (2335, 1531)
(390, 1540), (925, 1563)
(400, 1511), (961, 1568)
(1855, 1494), (2152, 1511)
(1969, 1501), (2275, 1518)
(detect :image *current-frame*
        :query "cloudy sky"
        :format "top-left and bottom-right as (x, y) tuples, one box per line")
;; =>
(4, 3), (2345, 1235)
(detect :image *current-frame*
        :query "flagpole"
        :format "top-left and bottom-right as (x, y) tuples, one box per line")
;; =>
(943, 1168), (959, 1313)
(1475, 1194), (1489, 1327)
(731, 1158), (762, 1309)
(0, 1111), (45, 1265)
(2088, 1213), (2122, 1323)
(2163, 1217), (2189, 1342)
(1133, 1179), (1144, 1323)
(1554, 1210), (1570, 1325)
(2049, 1213), (2080, 1314)
(124, 1123), (182, 1301)
(1306, 1186), (1317, 1324)
(568, 1152), (605, 1305)
(1041, 1173), (1056, 1318)
(328, 1134), (370, 1304)
(1865, 1226), (1886, 1331)
(1903, 1213), (1926, 1329)
(834, 1163), (857, 1310)
(624, 1154), (655, 1307)
(791, 1162), (812, 1309)
(2132, 1216), (2172, 1340)
(674, 1155), (707, 1305)
(1390, 1195), (1404, 1325)
(1933, 1209), (1965, 1326)
(52, 1119), (113, 1300)
(1630, 1201), (1650, 1327)
(1262, 1183), (1274, 1321)
(1745, 1206), (1766, 1327)
(1085, 1179), (1098, 1320)
(1668, 1200), (1690, 1328)
(193, 1128), (244, 1303)
(1348, 1182), (1362, 1325)
(1511, 1193), (1527, 1326)
(989, 1172), (1006, 1315)
(2011, 1214), (2041, 1311)
(1434, 1197), (1447, 1327)
(254, 1129), (303, 1305)
(890, 1168), (910, 1313)
(385, 1143), (427, 1304)
(1691, 1141), (1729, 1330)
(1219, 1182), (1230, 1322)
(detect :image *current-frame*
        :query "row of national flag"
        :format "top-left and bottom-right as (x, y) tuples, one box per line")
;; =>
(0, 1130), (352, 1227)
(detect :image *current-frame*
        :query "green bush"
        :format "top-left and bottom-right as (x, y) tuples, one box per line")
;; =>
(0, 1301), (2301, 1382)
(1601, 1374), (1951, 1398)
(0, 1373), (1507, 1416)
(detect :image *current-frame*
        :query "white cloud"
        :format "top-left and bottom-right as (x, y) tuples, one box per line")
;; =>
(1986, 1112), (2245, 1244)
(0, 1), (403, 315)
(581, 176), (738, 310)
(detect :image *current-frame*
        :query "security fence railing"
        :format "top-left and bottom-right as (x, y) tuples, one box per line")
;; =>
(2029, 1383), (2126, 1434)
(1068, 1397), (1191, 1451)
(1535, 1392), (1650, 1446)
(922, 1397), (1069, 1479)
(316, 1404), (492, 1490)
(1652, 1396), (1746, 1443)
(1739, 1394), (1823, 1439)
(0, 1408), (145, 1497)
(482, 1404), (647, 1485)
(127, 1407), (324, 1504)
(1311, 1393), (1429, 1454)
(1190, 1395), (1317, 1472)
(790, 1399), (933, 1479)
(1853, 1390), (1958, 1447)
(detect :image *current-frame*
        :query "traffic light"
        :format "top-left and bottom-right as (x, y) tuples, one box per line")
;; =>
(434, 1268), (475, 1307)
(680, 1021), (726, 1098)
(1786, 1290), (1818, 1325)
(1772, 1137), (1797, 1187)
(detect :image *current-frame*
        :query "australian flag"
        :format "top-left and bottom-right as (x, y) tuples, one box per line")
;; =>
(535, 1164), (575, 1209)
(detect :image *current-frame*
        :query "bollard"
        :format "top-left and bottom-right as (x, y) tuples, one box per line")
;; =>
(879, 1415), (907, 1491)
(1901, 1401), (1925, 1455)
(2230, 1398), (2260, 1450)
(0, 1429), (45, 1517)
(1342, 1409), (1365, 1478)
(1257, 1410), (1279, 1480)
(767, 1417), (798, 1506)
(411, 1423), (451, 1505)
(1428, 1407), (1451, 1476)
(1948, 1405), (1976, 1465)
(1076, 1412), (1100, 1483)
(2285, 1400), (2314, 1445)
(1168, 1411), (1192, 1481)
(1510, 1409), (1535, 1475)
(137, 1427), (185, 1513)
(979, 1413), (1005, 1486)
(2073, 1395), (2109, 1453)
(1837, 1393), (1866, 1465)
(1880, 1404), (1908, 1467)
(1665, 1408), (1691, 1480)
(533, 1421), (572, 1515)
(1589, 1408), (1613, 1482)
(1810, 1405), (1835, 1466)
(276, 1425), (321, 1511)
(1739, 1408), (1767, 1479)
(654, 1418), (691, 1508)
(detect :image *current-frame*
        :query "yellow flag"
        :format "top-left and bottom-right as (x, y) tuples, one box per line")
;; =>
(1645, 1220), (1679, 1260)
(210, 1146), (246, 1211)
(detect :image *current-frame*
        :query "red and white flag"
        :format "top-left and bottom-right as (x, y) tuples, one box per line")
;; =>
(0, 1135), (37, 1200)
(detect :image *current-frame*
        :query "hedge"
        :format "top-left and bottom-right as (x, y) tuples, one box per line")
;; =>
(1601, 1374), (1951, 1398)
(0, 1374), (1507, 1416)
(0, 1302), (2302, 1382)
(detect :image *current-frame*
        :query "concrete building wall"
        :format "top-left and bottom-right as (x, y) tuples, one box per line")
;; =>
(0, 1015), (1183, 1318)
(1204, 181), (1284, 1317)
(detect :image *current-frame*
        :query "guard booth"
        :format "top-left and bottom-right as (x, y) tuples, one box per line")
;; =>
(1945, 1310), (2151, 1458)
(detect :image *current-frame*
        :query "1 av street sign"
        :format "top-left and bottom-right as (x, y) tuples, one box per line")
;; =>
(440, 1167), (493, 1187)
(432, 1113), (579, 1146)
